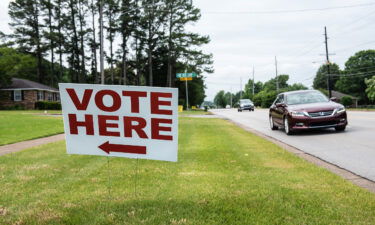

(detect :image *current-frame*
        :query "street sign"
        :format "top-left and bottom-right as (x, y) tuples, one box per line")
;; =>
(59, 83), (179, 162)
(176, 72), (197, 78)
(180, 77), (192, 81)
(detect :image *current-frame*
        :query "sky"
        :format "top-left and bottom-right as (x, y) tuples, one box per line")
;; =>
(1, 0), (375, 101)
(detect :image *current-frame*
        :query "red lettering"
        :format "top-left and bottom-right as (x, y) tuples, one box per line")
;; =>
(151, 92), (172, 115)
(98, 115), (120, 137)
(66, 88), (93, 110)
(122, 91), (147, 113)
(68, 114), (94, 135)
(151, 118), (172, 140)
(95, 90), (121, 112)
(124, 117), (148, 139)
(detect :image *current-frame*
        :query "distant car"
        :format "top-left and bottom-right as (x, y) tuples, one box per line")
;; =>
(238, 99), (254, 112)
(269, 90), (347, 135)
(225, 105), (231, 109)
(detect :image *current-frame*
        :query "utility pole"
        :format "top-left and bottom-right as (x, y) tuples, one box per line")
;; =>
(240, 77), (242, 99)
(324, 26), (332, 98)
(252, 66), (255, 96)
(230, 86), (233, 108)
(275, 56), (279, 92)
(99, 0), (104, 84)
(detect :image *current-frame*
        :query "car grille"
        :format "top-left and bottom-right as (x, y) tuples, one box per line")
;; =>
(308, 110), (334, 117)
(309, 121), (337, 128)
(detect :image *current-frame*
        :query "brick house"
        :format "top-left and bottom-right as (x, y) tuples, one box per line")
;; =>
(0, 78), (60, 109)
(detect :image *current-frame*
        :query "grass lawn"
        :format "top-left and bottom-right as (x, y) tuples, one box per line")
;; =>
(0, 110), (63, 146)
(179, 110), (211, 116)
(1, 117), (375, 224)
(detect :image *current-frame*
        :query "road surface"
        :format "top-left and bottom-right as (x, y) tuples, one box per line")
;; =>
(212, 108), (375, 182)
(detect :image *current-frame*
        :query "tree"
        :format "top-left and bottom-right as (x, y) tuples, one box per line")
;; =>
(263, 74), (289, 91)
(243, 79), (263, 99)
(341, 96), (353, 107)
(9, 0), (45, 83)
(214, 90), (226, 108)
(313, 63), (341, 90)
(335, 50), (375, 103)
(365, 76), (375, 102)
(0, 47), (38, 86)
(105, 0), (119, 84)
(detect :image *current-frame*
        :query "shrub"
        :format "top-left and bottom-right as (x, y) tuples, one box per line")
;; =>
(341, 96), (353, 107)
(35, 101), (61, 110)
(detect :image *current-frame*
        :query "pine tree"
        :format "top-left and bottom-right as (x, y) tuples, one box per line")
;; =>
(9, 0), (45, 83)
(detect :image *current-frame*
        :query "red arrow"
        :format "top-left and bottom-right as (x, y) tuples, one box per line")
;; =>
(99, 141), (146, 155)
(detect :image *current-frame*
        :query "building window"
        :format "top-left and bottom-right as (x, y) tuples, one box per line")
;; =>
(37, 91), (44, 101)
(14, 90), (22, 101)
(47, 92), (53, 101)
(56, 93), (60, 101)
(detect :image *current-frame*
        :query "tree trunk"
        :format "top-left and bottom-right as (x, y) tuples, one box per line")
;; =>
(78, 0), (86, 83)
(33, 1), (43, 83)
(47, 0), (55, 86)
(91, 0), (98, 84)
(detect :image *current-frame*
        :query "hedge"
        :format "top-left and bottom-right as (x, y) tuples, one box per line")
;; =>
(35, 101), (61, 110)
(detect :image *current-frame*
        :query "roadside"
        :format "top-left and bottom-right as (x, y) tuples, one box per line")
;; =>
(211, 108), (375, 193)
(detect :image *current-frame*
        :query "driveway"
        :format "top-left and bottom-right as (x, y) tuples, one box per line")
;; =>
(212, 108), (375, 182)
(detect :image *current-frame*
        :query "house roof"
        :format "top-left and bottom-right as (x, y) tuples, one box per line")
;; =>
(0, 78), (59, 92)
(332, 90), (359, 100)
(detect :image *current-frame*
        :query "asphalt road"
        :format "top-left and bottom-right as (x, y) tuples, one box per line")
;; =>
(211, 108), (375, 182)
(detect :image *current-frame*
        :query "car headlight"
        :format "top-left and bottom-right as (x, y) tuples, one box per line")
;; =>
(290, 111), (308, 117)
(335, 107), (346, 114)
(240, 104), (244, 107)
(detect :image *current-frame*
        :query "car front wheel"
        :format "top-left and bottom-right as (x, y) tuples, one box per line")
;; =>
(269, 116), (278, 130)
(284, 117), (293, 135)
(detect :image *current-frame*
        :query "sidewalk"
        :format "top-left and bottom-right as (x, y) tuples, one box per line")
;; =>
(0, 134), (65, 156)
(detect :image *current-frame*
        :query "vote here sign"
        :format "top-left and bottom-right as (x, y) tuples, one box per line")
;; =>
(59, 83), (178, 162)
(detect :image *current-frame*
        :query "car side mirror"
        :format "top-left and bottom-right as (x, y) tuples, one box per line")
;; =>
(330, 97), (338, 102)
(276, 103), (285, 107)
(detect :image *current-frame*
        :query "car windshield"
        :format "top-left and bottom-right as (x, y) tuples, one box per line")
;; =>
(286, 91), (329, 105)
(240, 99), (252, 104)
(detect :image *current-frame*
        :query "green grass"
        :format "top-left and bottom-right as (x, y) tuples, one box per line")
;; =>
(347, 108), (375, 111)
(0, 111), (63, 145)
(1, 117), (375, 224)
(179, 110), (211, 116)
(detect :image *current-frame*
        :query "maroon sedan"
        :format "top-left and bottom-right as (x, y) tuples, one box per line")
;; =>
(269, 90), (347, 135)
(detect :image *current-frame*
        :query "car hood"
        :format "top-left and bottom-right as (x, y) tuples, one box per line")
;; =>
(287, 101), (342, 112)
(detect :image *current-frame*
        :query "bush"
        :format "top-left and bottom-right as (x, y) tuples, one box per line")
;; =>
(341, 96), (353, 107)
(35, 101), (61, 110)
(0, 104), (25, 110)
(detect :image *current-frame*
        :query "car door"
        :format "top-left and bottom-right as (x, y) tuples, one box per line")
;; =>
(274, 94), (286, 125)
(270, 95), (281, 124)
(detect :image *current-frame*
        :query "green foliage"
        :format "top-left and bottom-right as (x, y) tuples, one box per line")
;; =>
(35, 101), (62, 110)
(263, 74), (289, 91)
(313, 63), (341, 90)
(220, 74), (307, 108)
(214, 90), (226, 108)
(335, 50), (375, 104)
(0, 47), (37, 86)
(341, 96), (353, 107)
(365, 76), (375, 102)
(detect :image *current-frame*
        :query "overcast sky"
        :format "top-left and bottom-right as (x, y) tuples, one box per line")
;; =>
(1, 0), (375, 101)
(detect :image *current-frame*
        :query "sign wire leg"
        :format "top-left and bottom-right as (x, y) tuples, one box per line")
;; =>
(134, 158), (139, 197)
(107, 157), (111, 201)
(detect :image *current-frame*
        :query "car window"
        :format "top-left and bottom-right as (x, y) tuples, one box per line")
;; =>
(286, 91), (328, 105)
(240, 99), (252, 104)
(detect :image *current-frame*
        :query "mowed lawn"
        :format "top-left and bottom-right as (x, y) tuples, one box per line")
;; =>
(1, 117), (375, 224)
(0, 111), (63, 145)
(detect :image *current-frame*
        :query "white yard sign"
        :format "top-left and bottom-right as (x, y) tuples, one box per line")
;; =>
(59, 83), (178, 162)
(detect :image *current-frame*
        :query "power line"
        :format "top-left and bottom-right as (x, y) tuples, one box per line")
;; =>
(203, 2), (375, 15)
